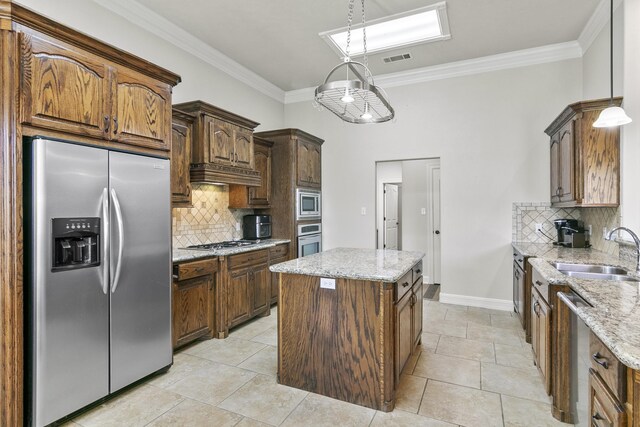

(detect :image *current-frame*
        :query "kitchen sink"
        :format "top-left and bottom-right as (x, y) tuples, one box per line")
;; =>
(551, 262), (639, 282)
(552, 262), (628, 275)
(562, 271), (639, 282)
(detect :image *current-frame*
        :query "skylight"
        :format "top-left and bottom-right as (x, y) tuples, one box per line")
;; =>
(320, 2), (451, 58)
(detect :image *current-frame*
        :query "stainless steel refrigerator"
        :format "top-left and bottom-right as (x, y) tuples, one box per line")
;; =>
(24, 138), (172, 427)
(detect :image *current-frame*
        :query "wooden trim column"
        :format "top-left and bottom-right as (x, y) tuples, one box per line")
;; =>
(0, 7), (24, 425)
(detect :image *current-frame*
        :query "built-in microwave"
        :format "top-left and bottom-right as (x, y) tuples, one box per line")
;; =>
(296, 189), (321, 220)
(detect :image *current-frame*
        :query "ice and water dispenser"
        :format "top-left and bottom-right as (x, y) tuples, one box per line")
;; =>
(51, 217), (100, 271)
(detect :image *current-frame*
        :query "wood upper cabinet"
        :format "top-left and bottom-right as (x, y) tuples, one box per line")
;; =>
(172, 258), (218, 349)
(207, 116), (234, 165)
(229, 136), (273, 209)
(545, 98), (622, 207)
(173, 101), (260, 186)
(20, 32), (173, 152)
(297, 139), (321, 188)
(20, 33), (110, 139)
(171, 110), (194, 207)
(111, 66), (171, 150)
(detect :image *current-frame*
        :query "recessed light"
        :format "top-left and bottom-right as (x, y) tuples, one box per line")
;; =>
(320, 2), (451, 58)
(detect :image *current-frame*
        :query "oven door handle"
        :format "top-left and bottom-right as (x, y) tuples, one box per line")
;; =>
(557, 291), (590, 314)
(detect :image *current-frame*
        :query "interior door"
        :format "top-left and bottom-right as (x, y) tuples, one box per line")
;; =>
(109, 151), (172, 392)
(384, 183), (399, 249)
(432, 168), (441, 284)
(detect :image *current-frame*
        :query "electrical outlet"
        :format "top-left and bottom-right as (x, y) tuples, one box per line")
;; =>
(603, 227), (609, 239)
(361, 207), (366, 215)
(235, 222), (241, 231)
(535, 223), (543, 233)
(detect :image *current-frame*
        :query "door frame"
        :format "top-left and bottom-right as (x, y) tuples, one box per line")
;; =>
(425, 159), (441, 285)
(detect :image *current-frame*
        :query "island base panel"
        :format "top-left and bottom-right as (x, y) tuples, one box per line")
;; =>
(277, 273), (396, 411)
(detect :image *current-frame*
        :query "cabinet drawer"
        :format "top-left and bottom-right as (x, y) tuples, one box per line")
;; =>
(589, 332), (626, 401)
(269, 244), (289, 260)
(228, 249), (269, 270)
(395, 270), (413, 302)
(589, 369), (626, 427)
(174, 258), (218, 281)
(412, 260), (423, 284)
(531, 267), (549, 304)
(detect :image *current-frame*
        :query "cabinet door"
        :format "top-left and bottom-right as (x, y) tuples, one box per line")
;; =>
(550, 135), (560, 203)
(395, 292), (413, 380)
(172, 274), (213, 349)
(309, 143), (322, 188)
(234, 127), (253, 169)
(171, 115), (192, 206)
(296, 140), (312, 187)
(227, 270), (251, 328)
(248, 143), (271, 206)
(531, 291), (539, 365)
(112, 66), (171, 150)
(558, 121), (575, 203)
(251, 264), (270, 314)
(412, 281), (424, 347)
(20, 33), (110, 139)
(206, 117), (234, 165)
(538, 294), (551, 395)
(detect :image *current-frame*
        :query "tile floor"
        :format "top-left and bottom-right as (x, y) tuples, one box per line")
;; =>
(64, 301), (569, 427)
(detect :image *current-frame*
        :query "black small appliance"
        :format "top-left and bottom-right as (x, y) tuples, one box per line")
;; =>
(553, 219), (589, 247)
(243, 215), (272, 240)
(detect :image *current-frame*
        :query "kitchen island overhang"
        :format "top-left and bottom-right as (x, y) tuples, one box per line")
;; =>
(270, 248), (425, 411)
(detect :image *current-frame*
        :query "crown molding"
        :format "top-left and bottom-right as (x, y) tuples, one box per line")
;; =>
(578, 0), (623, 54)
(284, 41), (582, 104)
(92, 0), (285, 103)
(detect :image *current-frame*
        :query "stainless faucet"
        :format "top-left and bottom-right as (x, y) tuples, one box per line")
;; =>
(605, 227), (640, 273)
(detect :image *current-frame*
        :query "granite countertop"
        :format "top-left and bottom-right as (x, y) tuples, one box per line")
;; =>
(511, 242), (556, 258)
(269, 247), (425, 282)
(172, 239), (291, 263)
(527, 247), (640, 369)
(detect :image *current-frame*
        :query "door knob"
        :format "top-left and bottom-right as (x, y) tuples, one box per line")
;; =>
(435, 230), (440, 235)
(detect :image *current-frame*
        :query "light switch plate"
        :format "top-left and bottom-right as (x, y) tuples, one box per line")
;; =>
(361, 207), (366, 215)
(535, 223), (543, 233)
(421, 208), (426, 215)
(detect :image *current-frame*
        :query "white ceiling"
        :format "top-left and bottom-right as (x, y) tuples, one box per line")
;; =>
(131, 0), (601, 92)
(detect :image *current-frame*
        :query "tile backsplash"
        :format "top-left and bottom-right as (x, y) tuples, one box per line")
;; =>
(512, 202), (621, 254)
(172, 184), (253, 249)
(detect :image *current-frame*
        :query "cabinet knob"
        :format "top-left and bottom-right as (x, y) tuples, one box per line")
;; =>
(402, 281), (410, 288)
(416, 269), (422, 275)
(535, 280), (542, 286)
(591, 352), (609, 369)
(591, 412), (603, 422)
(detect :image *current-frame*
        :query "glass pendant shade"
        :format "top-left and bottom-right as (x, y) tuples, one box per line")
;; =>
(593, 106), (633, 128)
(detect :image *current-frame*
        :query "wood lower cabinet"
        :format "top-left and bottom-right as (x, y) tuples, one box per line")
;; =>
(220, 249), (271, 334)
(172, 258), (218, 349)
(545, 98), (622, 207)
(532, 286), (551, 395)
(229, 136), (273, 208)
(21, 31), (173, 151)
(171, 110), (194, 206)
(590, 369), (626, 427)
(395, 270), (424, 382)
(268, 243), (290, 304)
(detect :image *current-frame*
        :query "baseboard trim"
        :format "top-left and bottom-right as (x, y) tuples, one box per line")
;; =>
(439, 293), (513, 312)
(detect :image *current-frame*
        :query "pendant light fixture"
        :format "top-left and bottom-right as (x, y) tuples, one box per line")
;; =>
(314, 0), (395, 124)
(593, 0), (632, 128)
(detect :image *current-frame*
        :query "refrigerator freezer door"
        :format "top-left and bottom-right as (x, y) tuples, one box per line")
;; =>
(28, 140), (110, 427)
(109, 151), (172, 392)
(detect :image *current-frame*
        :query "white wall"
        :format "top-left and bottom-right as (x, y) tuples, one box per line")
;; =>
(375, 162), (403, 249)
(401, 160), (429, 260)
(285, 59), (582, 303)
(15, 0), (285, 131)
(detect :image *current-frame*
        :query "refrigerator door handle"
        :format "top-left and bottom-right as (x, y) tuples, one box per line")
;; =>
(102, 188), (109, 294)
(110, 188), (125, 293)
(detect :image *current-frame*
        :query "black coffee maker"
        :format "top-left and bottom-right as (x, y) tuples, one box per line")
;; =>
(553, 219), (589, 248)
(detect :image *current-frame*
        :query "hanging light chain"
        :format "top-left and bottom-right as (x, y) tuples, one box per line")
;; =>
(345, 0), (355, 61)
(361, 0), (368, 70)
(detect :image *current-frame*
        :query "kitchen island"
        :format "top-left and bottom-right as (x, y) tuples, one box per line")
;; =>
(270, 247), (424, 411)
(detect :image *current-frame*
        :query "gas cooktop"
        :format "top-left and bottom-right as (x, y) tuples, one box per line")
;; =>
(183, 240), (259, 251)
